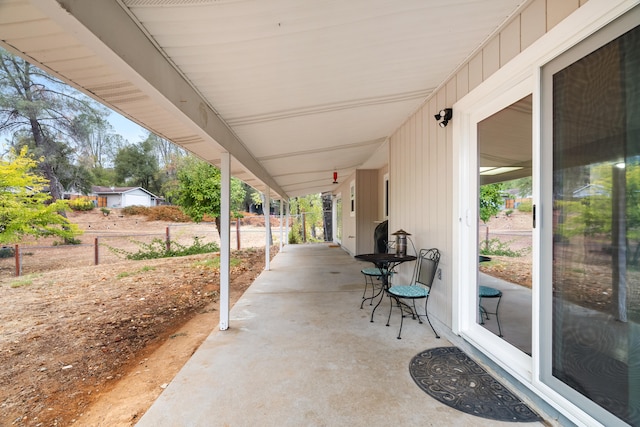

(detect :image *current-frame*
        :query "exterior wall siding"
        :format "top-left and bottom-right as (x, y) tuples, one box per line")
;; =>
(355, 170), (379, 255)
(388, 0), (585, 329)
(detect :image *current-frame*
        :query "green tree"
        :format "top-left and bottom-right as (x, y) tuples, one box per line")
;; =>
(145, 132), (186, 204)
(176, 155), (245, 233)
(114, 137), (160, 192)
(510, 176), (532, 198)
(289, 194), (323, 242)
(0, 147), (80, 243)
(0, 47), (102, 201)
(556, 161), (640, 265)
(479, 183), (504, 250)
(479, 183), (504, 223)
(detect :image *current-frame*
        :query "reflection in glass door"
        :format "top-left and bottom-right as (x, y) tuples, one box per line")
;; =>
(477, 95), (533, 355)
(543, 15), (640, 425)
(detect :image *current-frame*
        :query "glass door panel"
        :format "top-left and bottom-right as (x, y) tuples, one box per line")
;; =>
(544, 17), (640, 425)
(477, 95), (533, 354)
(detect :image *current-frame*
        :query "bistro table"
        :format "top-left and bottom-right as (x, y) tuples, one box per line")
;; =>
(355, 253), (417, 322)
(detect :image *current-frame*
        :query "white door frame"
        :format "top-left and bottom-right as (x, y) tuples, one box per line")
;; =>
(451, 1), (638, 425)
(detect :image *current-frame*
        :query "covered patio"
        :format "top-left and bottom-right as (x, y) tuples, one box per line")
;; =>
(137, 244), (550, 426)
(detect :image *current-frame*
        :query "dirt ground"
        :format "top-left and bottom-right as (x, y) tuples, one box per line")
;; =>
(0, 210), (628, 426)
(478, 211), (533, 288)
(0, 210), (277, 427)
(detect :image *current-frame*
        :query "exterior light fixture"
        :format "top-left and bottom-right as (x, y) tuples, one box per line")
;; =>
(434, 108), (452, 127)
(333, 171), (338, 184)
(391, 229), (411, 257)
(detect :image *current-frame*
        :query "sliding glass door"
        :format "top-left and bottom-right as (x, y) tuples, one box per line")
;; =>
(541, 8), (640, 425)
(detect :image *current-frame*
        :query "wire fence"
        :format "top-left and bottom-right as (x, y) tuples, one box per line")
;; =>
(0, 222), (286, 278)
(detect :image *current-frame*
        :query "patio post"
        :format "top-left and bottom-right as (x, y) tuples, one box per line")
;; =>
(279, 199), (284, 250)
(264, 187), (271, 271)
(219, 152), (230, 331)
(286, 200), (291, 244)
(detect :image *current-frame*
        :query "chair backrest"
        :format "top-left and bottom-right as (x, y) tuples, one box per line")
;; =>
(414, 248), (440, 288)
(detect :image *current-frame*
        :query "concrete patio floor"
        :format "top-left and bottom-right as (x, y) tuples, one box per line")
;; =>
(137, 244), (555, 427)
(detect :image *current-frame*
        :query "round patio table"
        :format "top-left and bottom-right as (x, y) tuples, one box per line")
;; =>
(355, 253), (417, 322)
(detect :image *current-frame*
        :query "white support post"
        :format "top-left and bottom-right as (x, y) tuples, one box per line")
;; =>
(286, 200), (291, 243)
(220, 152), (230, 331)
(279, 199), (284, 250)
(264, 188), (271, 271)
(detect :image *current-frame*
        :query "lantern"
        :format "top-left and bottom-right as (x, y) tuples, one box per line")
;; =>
(391, 229), (411, 257)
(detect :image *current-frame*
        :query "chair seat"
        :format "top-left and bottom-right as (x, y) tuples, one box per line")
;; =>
(479, 285), (502, 298)
(388, 285), (428, 298)
(361, 267), (390, 276)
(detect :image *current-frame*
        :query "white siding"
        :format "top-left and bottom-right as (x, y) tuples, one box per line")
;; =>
(388, 0), (587, 330)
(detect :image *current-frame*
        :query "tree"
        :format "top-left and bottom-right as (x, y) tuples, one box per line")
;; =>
(145, 132), (186, 204)
(289, 194), (323, 241)
(479, 183), (504, 250)
(0, 147), (80, 244)
(176, 155), (245, 233)
(114, 137), (160, 192)
(70, 112), (124, 169)
(0, 47), (103, 201)
(479, 183), (504, 223)
(511, 176), (532, 198)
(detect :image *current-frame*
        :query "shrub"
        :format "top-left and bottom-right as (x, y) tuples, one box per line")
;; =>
(0, 246), (15, 258)
(518, 201), (533, 212)
(108, 237), (220, 260)
(505, 209), (513, 217)
(146, 206), (192, 222)
(122, 205), (150, 216)
(480, 238), (528, 257)
(100, 207), (111, 216)
(53, 237), (82, 246)
(68, 198), (95, 211)
(121, 205), (193, 222)
(288, 222), (302, 244)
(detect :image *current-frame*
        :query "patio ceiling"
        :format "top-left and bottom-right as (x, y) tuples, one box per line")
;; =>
(0, 0), (526, 199)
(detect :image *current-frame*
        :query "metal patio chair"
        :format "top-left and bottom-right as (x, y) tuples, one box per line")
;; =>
(479, 285), (503, 337)
(360, 241), (396, 308)
(385, 248), (440, 339)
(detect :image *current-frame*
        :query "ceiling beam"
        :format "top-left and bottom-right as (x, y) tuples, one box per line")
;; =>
(32, 0), (287, 198)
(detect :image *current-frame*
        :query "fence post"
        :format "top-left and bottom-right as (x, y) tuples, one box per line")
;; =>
(94, 237), (99, 265)
(14, 244), (20, 277)
(236, 218), (241, 250)
(166, 226), (171, 252)
(302, 212), (307, 243)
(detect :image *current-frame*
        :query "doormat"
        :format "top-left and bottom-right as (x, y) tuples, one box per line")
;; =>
(409, 347), (542, 423)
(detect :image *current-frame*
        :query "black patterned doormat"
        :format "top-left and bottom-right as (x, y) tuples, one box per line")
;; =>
(409, 347), (542, 422)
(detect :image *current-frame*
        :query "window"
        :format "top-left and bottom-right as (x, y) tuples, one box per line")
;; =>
(350, 180), (355, 217)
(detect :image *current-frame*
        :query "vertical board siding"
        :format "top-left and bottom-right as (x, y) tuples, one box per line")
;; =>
(501, 16), (521, 66)
(355, 170), (379, 255)
(387, 0), (585, 329)
(547, 0), (581, 30)
(521, 0), (546, 50)
(483, 36), (501, 80)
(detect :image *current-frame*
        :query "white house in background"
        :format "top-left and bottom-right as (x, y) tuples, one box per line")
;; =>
(91, 186), (159, 208)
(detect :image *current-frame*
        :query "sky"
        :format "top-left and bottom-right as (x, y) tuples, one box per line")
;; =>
(107, 111), (149, 144)
(0, 111), (148, 154)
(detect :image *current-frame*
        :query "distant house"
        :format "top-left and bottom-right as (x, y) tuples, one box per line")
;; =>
(572, 184), (609, 199)
(91, 186), (159, 208)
